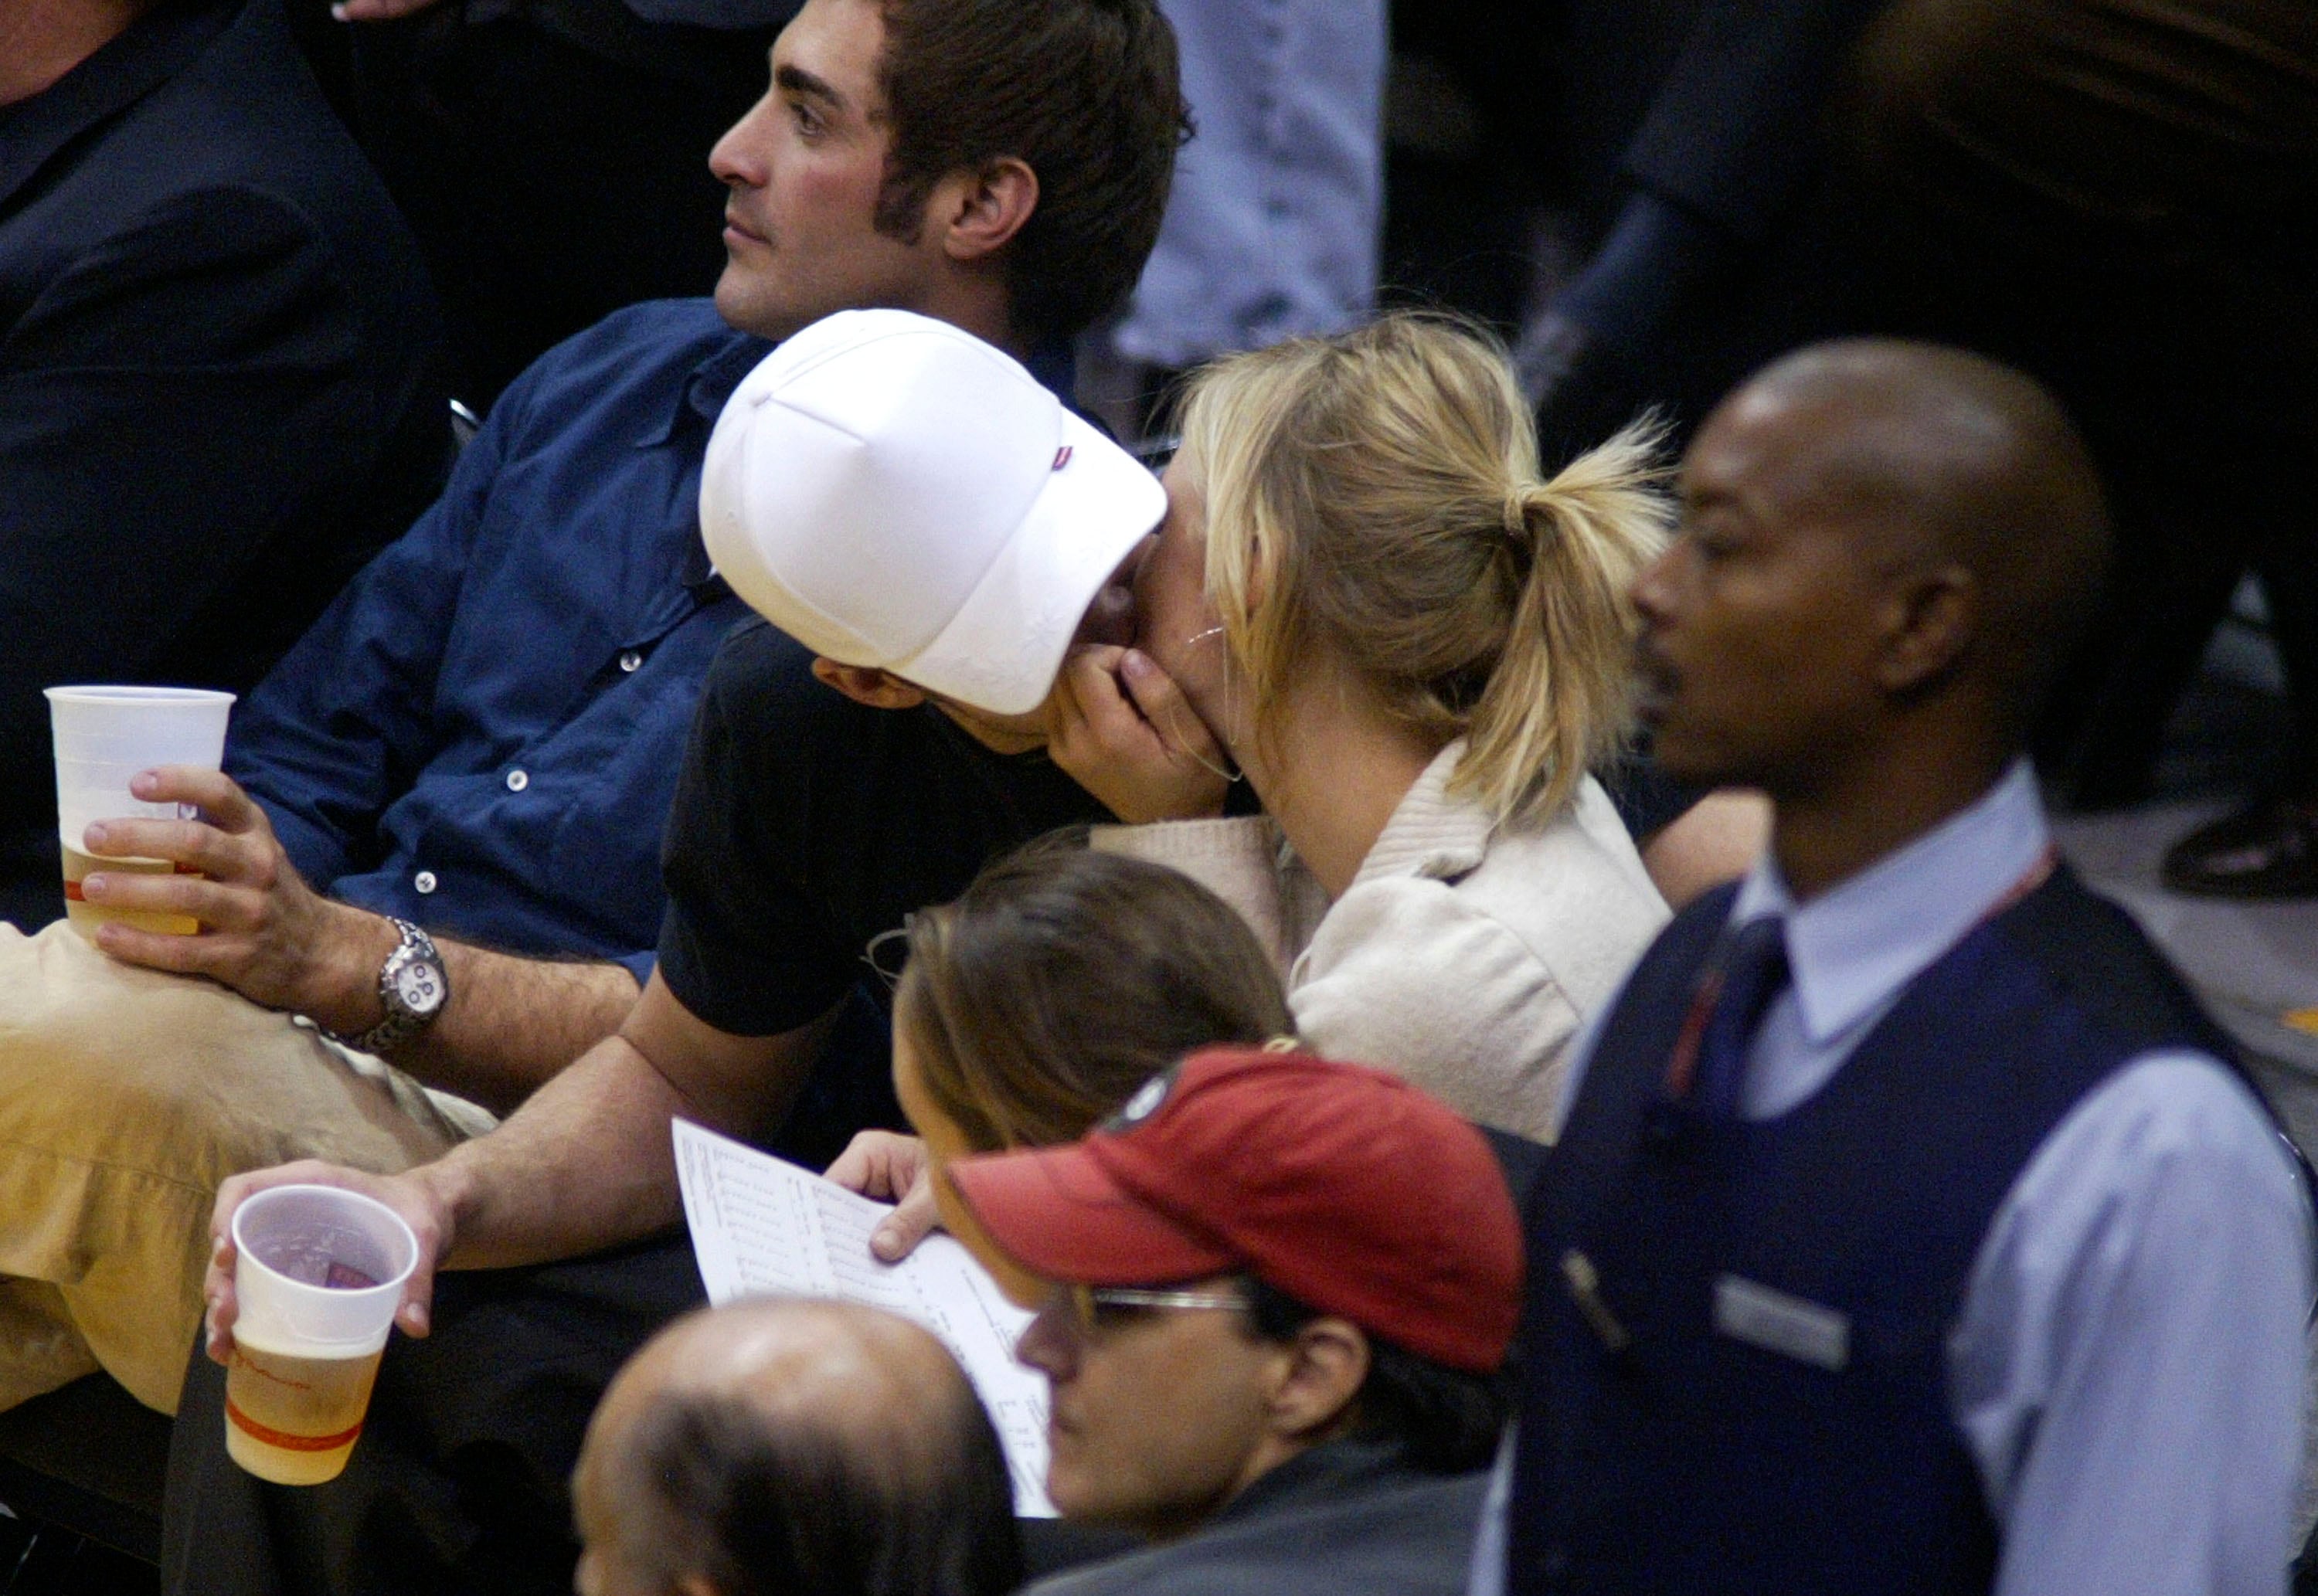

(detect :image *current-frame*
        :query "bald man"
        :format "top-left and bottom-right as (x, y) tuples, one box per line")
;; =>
(1481, 341), (2311, 1596)
(573, 1299), (1021, 1596)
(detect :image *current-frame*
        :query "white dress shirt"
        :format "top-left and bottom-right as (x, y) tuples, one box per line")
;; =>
(1474, 760), (2311, 1596)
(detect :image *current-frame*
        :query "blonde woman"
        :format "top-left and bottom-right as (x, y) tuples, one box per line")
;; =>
(1067, 312), (1674, 1139)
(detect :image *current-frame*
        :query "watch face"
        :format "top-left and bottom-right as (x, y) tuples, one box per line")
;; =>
(391, 958), (447, 1017)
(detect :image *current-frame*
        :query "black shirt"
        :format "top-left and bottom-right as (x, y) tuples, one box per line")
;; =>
(657, 618), (1113, 1038)
(654, 620), (1684, 1163)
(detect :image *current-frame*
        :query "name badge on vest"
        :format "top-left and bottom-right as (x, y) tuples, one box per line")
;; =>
(1712, 1275), (1849, 1372)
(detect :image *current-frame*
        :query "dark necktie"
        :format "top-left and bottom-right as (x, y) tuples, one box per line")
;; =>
(1694, 915), (1791, 1119)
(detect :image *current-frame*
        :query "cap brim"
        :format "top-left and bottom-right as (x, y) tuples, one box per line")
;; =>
(947, 1142), (1237, 1287)
(891, 410), (1167, 716)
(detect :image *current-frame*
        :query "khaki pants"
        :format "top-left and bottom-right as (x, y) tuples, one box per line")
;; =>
(0, 922), (492, 1414)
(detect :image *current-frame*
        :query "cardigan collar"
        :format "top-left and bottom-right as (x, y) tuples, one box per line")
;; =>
(1346, 739), (1491, 891)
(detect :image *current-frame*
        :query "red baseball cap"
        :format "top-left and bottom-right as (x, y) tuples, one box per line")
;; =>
(944, 1048), (1523, 1374)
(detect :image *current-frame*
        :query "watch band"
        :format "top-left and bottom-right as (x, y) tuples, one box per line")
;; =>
(340, 917), (448, 1057)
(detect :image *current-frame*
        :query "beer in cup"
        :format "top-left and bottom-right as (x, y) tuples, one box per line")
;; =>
(44, 685), (235, 938)
(226, 1185), (418, 1486)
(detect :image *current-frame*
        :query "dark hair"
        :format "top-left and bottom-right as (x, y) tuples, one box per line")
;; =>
(620, 1377), (1021, 1596)
(872, 0), (1188, 343)
(1246, 1278), (1509, 1475)
(896, 840), (1293, 1150)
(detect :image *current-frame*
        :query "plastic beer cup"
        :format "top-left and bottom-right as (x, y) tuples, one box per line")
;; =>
(44, 685), (235, 939)
(226, 1186), (418, 1486)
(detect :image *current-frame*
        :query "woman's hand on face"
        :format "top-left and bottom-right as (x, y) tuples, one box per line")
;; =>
(824, 1132), (943, 1262)
(1049, 647), (1232, 823)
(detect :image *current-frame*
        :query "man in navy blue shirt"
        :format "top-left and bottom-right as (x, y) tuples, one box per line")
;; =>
(155, 7), (1191, 1591)
(0, 0), (1185, 1430)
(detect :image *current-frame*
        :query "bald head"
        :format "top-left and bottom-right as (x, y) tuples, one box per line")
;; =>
(606, 1297), (971, 1455)
(1729, 339), (2111, 723)
(575, 1300), (1019, 1596)
(1635, 338), (2113, 828)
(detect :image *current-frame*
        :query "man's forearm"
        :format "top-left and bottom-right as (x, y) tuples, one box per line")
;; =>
(410, 975), (838, 1272)
(416, 1034), (693, 1273)
(308, 901), (643, 1116)
(399, 940), (642, 1115)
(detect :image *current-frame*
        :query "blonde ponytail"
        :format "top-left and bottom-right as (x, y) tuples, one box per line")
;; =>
(1177, 312), (1672, 832)
(1463, 421), (1671, 827)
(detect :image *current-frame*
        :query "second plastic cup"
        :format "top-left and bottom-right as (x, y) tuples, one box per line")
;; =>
(226, 1185), (418, 1486)
(45, 684), (235, 939)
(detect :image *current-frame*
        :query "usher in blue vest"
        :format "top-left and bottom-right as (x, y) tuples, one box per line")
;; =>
(1507, 865), (2254, 1596)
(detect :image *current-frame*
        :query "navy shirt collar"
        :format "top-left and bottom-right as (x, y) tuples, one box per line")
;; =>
(635, 328), (770, 591)
(644, 320), (1081, 449)
(641, 327), (775, 450)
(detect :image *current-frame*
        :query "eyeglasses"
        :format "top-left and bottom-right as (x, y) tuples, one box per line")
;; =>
(1056, 1282), (1250, 1337)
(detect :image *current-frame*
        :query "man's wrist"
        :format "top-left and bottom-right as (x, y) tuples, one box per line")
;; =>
(410, 1156), (473, 1261)
(305, 903), (401, 1038)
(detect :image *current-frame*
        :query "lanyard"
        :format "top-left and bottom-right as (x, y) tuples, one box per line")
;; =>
(1658, 844), (2060, 1110)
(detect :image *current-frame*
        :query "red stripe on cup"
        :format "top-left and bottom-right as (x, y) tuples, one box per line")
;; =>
(226, 1398), (363, 1453)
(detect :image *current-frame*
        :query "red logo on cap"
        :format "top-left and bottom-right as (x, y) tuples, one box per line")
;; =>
(1052, 446), (1073, 470)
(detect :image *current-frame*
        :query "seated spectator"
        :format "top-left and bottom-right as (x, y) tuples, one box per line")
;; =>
(0, 0), (450, 932)
(946, 1048), (1518, 1595)
(1096, 313), (1677, 1136)
(574, 1298), (1021, 1596)
(1, 0), (1178, 1458)
(828, 840), (1293, 1272)
(1487, 341), (2310, 1594)
(169, 16), (1196, 1563)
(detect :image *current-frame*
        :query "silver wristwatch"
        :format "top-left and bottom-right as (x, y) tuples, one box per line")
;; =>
(342, 917), (449, 1056)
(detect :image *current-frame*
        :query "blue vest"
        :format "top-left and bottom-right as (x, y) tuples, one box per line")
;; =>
(1507, 865), (2245, 1596)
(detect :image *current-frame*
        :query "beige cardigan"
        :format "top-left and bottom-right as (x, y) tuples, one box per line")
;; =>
(1093, 740), (1670, 1140)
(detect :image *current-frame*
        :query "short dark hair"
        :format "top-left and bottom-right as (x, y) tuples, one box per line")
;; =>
(1246, 1278), (1509, 1475)
(620, 1380), (1022, 1596)
(872, 0), (1188, 344)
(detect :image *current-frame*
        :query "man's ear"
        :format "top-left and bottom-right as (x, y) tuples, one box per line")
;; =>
(812, 658), (927, 710)
(933, 156), (1038, 265)
(1874, 562), (1976, 697)
(1263, 1318), (1370, 1443)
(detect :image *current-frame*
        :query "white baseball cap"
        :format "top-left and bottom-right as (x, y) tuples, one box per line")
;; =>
(699, 309), (1167, 716)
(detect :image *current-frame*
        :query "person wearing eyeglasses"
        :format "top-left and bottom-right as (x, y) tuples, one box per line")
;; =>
(941, 1048), (1521, 1596)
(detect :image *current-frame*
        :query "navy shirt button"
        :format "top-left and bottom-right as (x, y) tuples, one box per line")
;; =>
(413, 870), (437, 895)
(506, 768), (529, 792)
(619, 650), (643, 674)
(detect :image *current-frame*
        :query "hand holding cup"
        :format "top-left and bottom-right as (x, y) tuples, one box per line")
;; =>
(208, 1177), (424, 1485)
